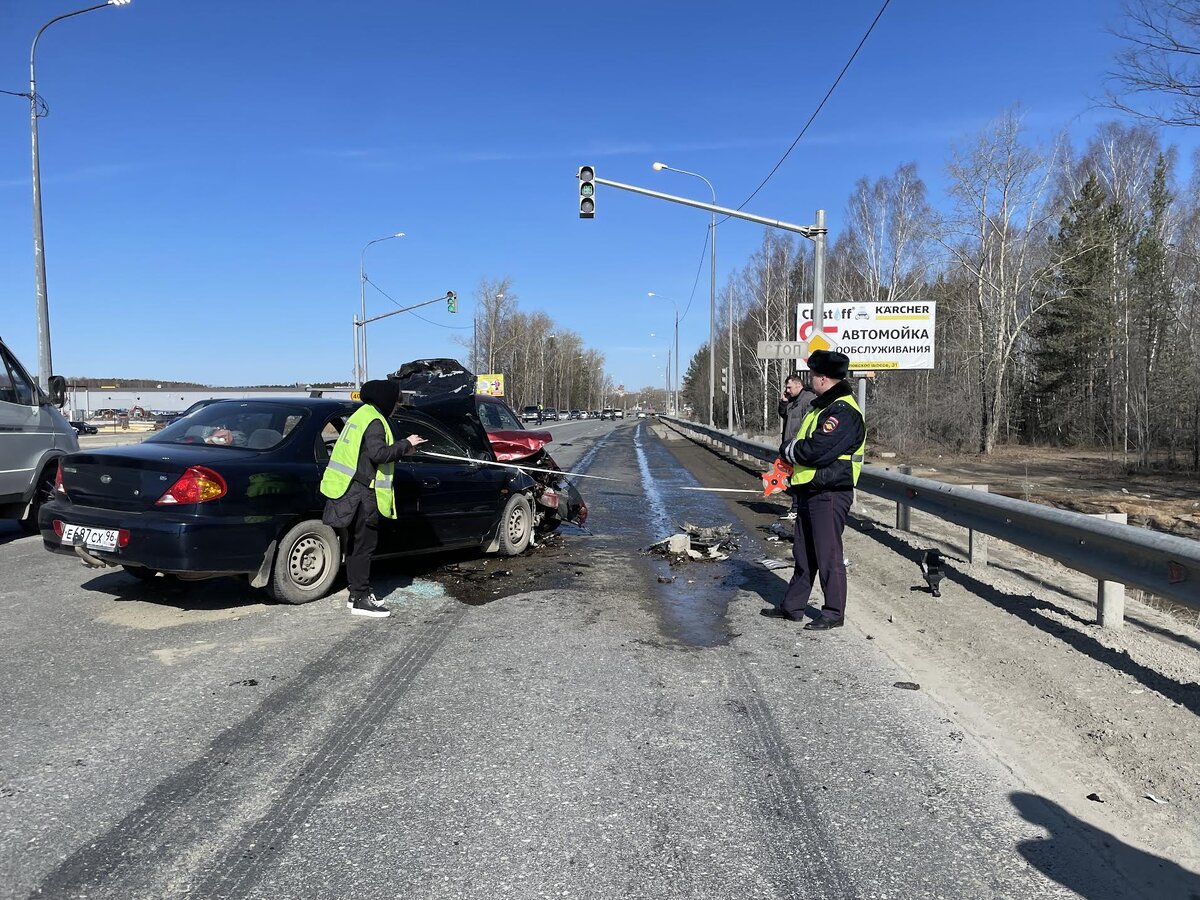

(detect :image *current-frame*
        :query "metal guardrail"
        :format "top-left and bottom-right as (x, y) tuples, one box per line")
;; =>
(659, 416), (1200, 611)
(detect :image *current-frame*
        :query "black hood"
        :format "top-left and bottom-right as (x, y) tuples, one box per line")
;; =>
(360, 379), (400, 415)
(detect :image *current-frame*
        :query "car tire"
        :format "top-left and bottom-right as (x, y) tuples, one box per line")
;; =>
(497, 494), (533, 556)
(267, 520), (341, 604)
(19, 463), (56, 535)
(121, 565), (159, 581)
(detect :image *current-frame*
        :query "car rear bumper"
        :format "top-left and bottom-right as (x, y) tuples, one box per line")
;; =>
(38, 499), (283, 575)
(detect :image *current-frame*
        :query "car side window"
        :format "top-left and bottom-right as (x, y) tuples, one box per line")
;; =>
(394, 417), (465, 463)
(0, 349), (34, 406)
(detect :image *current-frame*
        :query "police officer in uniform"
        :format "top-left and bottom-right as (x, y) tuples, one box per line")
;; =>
(320, 379), (426, 618)
(762, 350), (865, 630)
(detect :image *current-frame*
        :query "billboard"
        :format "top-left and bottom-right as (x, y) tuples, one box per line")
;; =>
(476, 374), (505, 397)
(796, 302), (937, 370)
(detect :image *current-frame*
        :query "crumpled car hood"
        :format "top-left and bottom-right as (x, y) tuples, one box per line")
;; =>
(488, 429), (554, 462)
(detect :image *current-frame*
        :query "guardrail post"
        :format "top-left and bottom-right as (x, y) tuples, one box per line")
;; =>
(968, 484), (989, 567)
(1092, 512), (1127, 630)
(896, 465), (912, 531)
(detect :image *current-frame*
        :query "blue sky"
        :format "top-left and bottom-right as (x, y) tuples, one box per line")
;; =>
(1, 0), (1195, 389)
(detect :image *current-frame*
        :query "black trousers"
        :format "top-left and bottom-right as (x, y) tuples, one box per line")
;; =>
(344, 498), (380, 599)
(781, 489), (853, 621)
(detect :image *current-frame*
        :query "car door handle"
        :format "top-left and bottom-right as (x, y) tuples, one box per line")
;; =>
(421, 477), (440, 488)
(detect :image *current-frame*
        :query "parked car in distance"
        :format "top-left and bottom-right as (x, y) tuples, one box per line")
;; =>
(542, 408), (559, 422)
(614, 409), (625, 419)
(520, 405), (542, 423)
(557, 410), (570, 421)
(69, 421), (98, 436)
(569, 409), (584, 420)
(40, 396), (541, 603)
(0, 335), (77, 533)
(600, 408), (615, 420)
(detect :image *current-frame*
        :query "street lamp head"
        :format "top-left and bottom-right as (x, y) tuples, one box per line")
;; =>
(651, 162), (667, 171)
(108, 0), (132, 6)
(393, 232), (405, 238)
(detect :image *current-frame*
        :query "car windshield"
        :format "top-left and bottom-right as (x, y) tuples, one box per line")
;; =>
(477, 401), (522, 431)
(148, 401), (308, 450)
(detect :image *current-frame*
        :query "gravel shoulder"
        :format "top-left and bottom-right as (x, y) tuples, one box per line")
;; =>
(656, 425), (1200, 894)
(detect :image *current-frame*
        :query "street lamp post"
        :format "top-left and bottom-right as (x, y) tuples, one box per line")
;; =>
(29, 0), (131, 393)
(539, 333), (555, 406)
(648, 292), (680, 416)
(653, 162), (719, 427)
(356, 232), (404, 387)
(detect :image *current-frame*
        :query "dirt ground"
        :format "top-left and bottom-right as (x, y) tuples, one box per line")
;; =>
(659, 428), (1200, 889)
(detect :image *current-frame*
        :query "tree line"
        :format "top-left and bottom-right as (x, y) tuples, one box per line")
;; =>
(467, 277), (616, 413)
(676, 112), (1200, 472)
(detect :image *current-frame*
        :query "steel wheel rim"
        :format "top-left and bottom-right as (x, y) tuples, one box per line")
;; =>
(507, 502), (528, 545)
(288, 534), (329, 587)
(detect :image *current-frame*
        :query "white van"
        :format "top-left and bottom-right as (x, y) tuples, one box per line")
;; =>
(0, 336), (77, 532)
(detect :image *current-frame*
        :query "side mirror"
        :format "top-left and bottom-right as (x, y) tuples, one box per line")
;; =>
(47, 375), (67, 408)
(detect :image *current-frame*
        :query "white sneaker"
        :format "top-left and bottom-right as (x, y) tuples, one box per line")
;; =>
(779, 511), (797, 521)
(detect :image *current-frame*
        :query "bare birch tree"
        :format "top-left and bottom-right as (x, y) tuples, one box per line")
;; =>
(942, 111), (1064, 454)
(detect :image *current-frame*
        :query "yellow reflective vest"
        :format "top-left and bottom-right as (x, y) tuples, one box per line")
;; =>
(790, 393), (866, 488)
(319, 405), (397, 519)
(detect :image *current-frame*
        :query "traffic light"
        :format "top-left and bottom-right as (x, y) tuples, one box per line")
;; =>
(578, 165), (596, 219)
(447, 291), (457, 313)
(721, 366), (728, 393)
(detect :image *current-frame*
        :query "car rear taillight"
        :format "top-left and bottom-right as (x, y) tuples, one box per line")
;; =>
(54, 462), (67, 498)
(52, 519), (64, 537)
(156, 466), (227, 505)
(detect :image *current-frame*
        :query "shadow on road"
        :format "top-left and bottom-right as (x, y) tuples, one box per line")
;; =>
(80, 570), (271, 611)
(849, 517), (1200, 719)
(1011, 791), (1200, 899)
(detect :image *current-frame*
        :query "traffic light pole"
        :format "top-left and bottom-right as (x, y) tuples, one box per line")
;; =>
(353, 292), (457, 382)
(586, 173), (826, 423)
(590, 176), (824, 239)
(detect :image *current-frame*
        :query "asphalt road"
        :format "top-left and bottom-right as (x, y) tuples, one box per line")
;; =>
(0, 419), (1150, 899)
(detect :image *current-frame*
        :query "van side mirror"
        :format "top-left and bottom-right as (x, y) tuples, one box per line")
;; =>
(47, 375), (66, 407)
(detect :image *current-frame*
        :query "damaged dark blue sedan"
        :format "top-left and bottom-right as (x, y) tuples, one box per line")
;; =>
(38, 394), (546, 603)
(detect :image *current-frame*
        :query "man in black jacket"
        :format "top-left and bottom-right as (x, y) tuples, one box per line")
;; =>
(763, 350), (865, 631)
(777, 372), (816, 520)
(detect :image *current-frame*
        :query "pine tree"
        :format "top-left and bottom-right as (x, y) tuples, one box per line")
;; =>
(1031, 172), (1120, 444)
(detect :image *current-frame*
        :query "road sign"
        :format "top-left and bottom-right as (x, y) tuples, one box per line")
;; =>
(756, 341), (807, 359)
(350, 390), (360, 401)
(796, 302), (937, 370)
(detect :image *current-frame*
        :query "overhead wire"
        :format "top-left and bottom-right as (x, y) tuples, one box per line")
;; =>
(728, 0), (893, 217)
(680, 224), (709, 324)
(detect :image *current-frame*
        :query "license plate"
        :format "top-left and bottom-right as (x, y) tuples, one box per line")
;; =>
(61, 524), (120, 552)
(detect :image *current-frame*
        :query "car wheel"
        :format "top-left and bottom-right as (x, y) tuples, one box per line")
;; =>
(497, 494), (533, 556)
(18, 464), (56, 535)
(268, 520), (341, 604)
